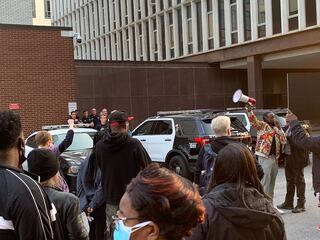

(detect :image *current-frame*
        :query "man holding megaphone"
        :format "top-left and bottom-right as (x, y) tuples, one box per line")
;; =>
(233, 89), (287, 200)
(246, 101), (287, 200)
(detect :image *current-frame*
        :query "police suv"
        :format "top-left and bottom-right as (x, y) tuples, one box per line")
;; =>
(131, 110), (251, 179)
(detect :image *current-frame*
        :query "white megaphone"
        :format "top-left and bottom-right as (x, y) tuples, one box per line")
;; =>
(232, 89), (256, 105)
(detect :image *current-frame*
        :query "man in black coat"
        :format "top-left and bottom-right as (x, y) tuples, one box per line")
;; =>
(95, 110), (151, 239)
(277, 124), (309, 213)
(286, 113), (320, 207)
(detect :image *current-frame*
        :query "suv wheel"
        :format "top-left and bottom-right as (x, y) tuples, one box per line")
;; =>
(168, 155), (191, 179)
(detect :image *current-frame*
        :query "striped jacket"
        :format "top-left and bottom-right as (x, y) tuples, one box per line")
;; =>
(0, 165), (60, 240)
(248, 111), (286, 160)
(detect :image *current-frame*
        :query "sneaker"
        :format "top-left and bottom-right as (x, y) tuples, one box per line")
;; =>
(274, 206), (285, 215)
(292, 205), (306, 213)
(277, 203), (294, 210)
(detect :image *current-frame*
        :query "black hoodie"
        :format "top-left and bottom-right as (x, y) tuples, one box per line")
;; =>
(194, 136), (264, 185)
(188, 183), (286, 240)
(96, 132), (151, 205)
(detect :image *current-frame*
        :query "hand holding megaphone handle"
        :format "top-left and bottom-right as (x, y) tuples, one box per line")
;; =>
(245, 102), (253, 112)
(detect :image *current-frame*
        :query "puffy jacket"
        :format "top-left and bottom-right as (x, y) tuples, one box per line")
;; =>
(188, 183), (286, 240)
(44, 187), (89, 240)
(248, 110), (286, 160)
(289, 120), (320, 194)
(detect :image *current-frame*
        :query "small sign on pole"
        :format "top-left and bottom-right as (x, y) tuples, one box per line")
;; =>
(9, 103), (20, 110)
(68, 102), (77, 115)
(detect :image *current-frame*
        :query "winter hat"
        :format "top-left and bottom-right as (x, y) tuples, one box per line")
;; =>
(108, 110), (134, 127)
(27, 148), (59, 182)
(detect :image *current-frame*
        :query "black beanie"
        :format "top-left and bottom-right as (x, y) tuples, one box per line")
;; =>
(27, 148), (59, 182)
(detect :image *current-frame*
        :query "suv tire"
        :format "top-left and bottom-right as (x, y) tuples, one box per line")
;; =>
(168, 155), (191, 179)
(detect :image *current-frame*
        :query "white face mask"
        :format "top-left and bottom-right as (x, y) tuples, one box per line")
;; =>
(113, 220), (152, 240)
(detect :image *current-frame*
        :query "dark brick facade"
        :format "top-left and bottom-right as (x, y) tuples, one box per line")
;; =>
(0, 24), (76, 135)
(75, 61), (248, 128)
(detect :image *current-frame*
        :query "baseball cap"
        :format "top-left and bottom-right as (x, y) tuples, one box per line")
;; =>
(108, 110), (134, 127)
(27, 148), (59, 182)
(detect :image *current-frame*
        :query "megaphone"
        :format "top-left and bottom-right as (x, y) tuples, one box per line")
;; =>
(232, 89), (256, 105)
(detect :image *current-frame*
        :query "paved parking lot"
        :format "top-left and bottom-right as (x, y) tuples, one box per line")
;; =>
(275, 128), (320, 240)
(275, 163), (320, 240)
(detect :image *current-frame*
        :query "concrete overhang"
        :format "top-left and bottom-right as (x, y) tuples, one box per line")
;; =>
(176, 27), (320, 69)
(220, 45), (320, 69)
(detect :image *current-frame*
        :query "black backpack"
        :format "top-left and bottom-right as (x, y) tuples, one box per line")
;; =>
(199, 144), (217, 196)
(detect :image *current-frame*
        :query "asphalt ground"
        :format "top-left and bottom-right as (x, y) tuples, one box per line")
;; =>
(274, 163), (320, 240)
(274, 130), (320, 240)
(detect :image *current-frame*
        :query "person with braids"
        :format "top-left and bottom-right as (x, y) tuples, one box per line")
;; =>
(77, 131), (107, 240)
(188, 143), (286, 240)
(112, 163), (205, 240)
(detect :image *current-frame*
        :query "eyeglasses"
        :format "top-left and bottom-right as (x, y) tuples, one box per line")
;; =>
(112, 215), (141, 222)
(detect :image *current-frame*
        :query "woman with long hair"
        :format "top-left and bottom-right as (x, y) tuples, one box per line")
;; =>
(112, 163), (205, 240)
(77, 130), (107, 240)
(188, 143), (286, 240)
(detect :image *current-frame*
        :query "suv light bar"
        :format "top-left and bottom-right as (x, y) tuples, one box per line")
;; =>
(157, 109), (222, 116)
(42, 123), (91, 130)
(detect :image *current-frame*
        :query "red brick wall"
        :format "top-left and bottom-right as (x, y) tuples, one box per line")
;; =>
(0, 24), (76, 136)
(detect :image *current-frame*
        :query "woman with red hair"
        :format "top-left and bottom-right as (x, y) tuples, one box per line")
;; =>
(112, 163), (205, 240)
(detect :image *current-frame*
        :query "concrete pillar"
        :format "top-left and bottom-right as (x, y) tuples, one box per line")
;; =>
(247, 55), (263, 108)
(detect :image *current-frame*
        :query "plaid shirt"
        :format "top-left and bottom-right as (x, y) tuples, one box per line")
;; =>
(248, 111), (286, 160)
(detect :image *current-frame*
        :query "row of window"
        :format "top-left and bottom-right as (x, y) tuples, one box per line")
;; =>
(52, 0), (319, 60)
(32, 0), (51, 19)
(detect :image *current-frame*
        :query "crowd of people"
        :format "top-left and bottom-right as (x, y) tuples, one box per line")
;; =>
(69, 108), (109, 131)
(0, 103), (319, 240)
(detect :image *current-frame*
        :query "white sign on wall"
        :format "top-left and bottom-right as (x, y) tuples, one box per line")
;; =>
(68, 102), (77, 115)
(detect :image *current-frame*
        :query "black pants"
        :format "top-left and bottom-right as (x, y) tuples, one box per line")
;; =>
(89, 204), (106, 240)
(284, 161), (306, 206)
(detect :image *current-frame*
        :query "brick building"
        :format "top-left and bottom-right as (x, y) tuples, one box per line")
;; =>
(0, 24), (76, 135)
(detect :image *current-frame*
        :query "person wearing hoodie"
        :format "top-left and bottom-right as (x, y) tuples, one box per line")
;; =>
(193, 116), (263, 195)
(188, 143), (286, 240)
(95, 110), (151, 239)
(77, 131), (107, 240)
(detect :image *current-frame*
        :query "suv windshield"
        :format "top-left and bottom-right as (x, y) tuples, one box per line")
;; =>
(202, 117), (248, 135)
(52, 132), (95, 151)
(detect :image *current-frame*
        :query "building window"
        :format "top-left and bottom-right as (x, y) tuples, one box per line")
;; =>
(186, 5), (193, 54)
(305, 0), (317, 27)
(160, 15), (166, 59)
(230, 0), (238, 44)
(218, 0), (225, 47)
(257, 0), (266, 37)
(32, 0), (36, 18)
(207, 0), (214, 49)
(288, 0), (298, 31)
(138, 24), (143, 60)
(177, 8), (183, 56)
(152, 18), (158, 59)
(243, 0), (251, 41)
(289, 0), (298, 15)
(44, 0), (51, 18)
(196, 1), (203, 52)
(168, 12), (174, 58)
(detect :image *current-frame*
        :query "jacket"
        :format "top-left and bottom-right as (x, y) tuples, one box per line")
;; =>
(44, 187), (89, 240)
(96, 132), (151, 205)
(188, 183), (286, 240)
(289, 120), (320, 194)
(0, 165), (56, 240)
(248, 110), (286, 160)
(285, 134), (309, 169)
(194, 136), (264, 185)
(77, 154), (105, 211)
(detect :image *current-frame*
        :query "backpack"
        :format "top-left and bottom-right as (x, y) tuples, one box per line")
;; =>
(199, 144), (217, 196)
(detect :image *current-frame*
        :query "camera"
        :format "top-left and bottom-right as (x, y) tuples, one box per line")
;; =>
(74, 33), (82, 44)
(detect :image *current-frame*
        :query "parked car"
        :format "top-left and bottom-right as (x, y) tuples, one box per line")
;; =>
(131, 109), (251, 179)
(24, 125), (97, 193)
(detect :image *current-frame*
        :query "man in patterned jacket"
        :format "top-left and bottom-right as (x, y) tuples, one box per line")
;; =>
(247, 104), (286, 199)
